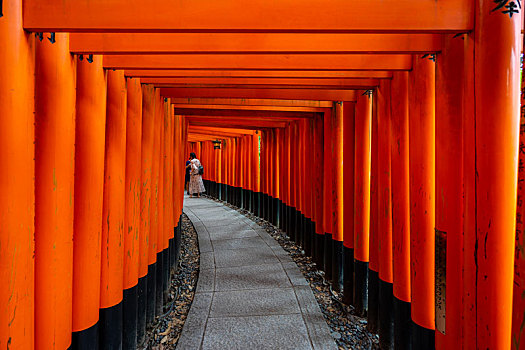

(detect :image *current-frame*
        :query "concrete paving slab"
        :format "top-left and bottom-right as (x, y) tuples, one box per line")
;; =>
(213, 245), (279, 268)
(200, 251), (215, 269)
(209, 288), (301, 317)
(207, 228), (259, 241)
(294, 286), (338, 350)
(177, 292), (212, 349)
(211, 236), (268, 251)
(282, 261), (310, 286)
(214, 263), (292, 291)
(202, 314), (313, 350)
(196, 268), (215, 294)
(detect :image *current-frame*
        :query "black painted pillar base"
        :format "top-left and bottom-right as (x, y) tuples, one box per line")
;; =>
(155, 252), (164, 316)
(72, 322), (99, 350)
(267, 195), (271, 221)
(287, 206), (294, 240)
(275, 198), (281, 227)
(342, 247), (354, 305)
(220, 184), (225, 201)
(368, 269), (379, 333)
(261, 193), (267, 220)
(393, 296), (412, 350)
(280, 202), (286, 232)
(314, 232), (324, 267)
(323, 233), (333, 280)
(122, 285), (138, 350)
(146, 264), (156, 324)
(279, 201), (285, 230)
(332, 240), (343, 292)
(303, 217), (312, 256)
(169, 237), (175, 272)
(294, 210), (302, 247)
(175, 218), (182, 269)
(378, 280), (394, 350)
(251, 191), (256, 213)
(309, 220), (316, 258)
(137, 275), (147, 346)
(99, 302), (123, 350)
(354, 260), (369, 317)
(411, 322), (435, 350)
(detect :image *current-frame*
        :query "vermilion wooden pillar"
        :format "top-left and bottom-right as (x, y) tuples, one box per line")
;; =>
(72, 55), (106, 349)
(138, 84), (154, 343)
(100, 69), (127, 349)
(292, 123), (299, 241)
(463, 3), (521, 349)
(277, 129), (285, 230)
(305, 119), (316, 253)
(275, 128), (282, 227)
(146, 88), (160, 324)
(154, 96), (166, 317)
(435, 34), (465, 350)
(297, 122), (305, 244)
(173, 114), (184, 270)
(34, 33), (76, 350)
(253, 132), (261, 214)
(369, 90), (380, 333)
(408, 55), (436, 348)
(512, 32), (525, 350)
(377, 80), (394, 349)
(0, 1), (35, 347)
(391, 71), (412, 350)
(323, 111), (334, 278)
(354, 90), (372, 317)
(122, 77), (142, 350)
(333, 102), (344, 292)
(342, 102), (356, 306)
(314, 115), (325, 266)
(294, 122), (302, 245)
(262, 131), (269, 220)
(165, 107), (174, 275)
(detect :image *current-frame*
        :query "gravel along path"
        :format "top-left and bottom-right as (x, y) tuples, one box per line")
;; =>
(139, 214), (199, 350)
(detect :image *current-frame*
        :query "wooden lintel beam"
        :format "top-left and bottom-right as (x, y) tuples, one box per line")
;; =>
(161, 87), (357, 101)
(103, 54), (412, 70)
(126, 70), (393, 79)
(186, 116), (301, 123)
(189, 126), (256, 134)
(172, 103), (329, 113)
(170, 98), (333, 108)
(69, 33), (442, 53)
(174, 108), (316, 119)
(23, 0), (472, 32)
(141, 78), (381, 86)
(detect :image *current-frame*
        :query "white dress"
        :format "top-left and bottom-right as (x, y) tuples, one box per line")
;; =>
(189, 159), (206, 194)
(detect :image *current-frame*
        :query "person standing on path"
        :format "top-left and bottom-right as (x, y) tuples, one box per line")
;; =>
(188, 152), (205, 198)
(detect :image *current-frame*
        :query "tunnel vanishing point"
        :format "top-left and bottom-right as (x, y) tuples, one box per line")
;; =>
(1, 0), (525, 349)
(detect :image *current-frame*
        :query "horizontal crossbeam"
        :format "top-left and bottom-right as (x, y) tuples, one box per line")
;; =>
(161, 88), (357, 101)
(104, 54), (412, 70)
(69, 33), (442, 54)
(23, 0), (472, 32)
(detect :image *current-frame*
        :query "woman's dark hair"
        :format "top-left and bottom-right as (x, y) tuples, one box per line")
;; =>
(190, 152), (197, 159)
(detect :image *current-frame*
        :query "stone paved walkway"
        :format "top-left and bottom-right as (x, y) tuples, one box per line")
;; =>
(177, 196), (337, 350)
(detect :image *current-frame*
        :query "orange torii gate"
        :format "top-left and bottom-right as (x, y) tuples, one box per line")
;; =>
(1, 0), (523, 349)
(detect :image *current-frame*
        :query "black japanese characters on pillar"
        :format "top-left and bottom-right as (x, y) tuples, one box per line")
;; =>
(492, 0), (521, 17)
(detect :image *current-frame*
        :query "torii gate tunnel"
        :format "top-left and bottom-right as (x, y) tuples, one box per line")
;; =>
(1, 0), (524, 349)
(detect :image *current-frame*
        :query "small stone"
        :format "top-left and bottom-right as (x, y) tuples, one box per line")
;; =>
(331, 332), (342, 340)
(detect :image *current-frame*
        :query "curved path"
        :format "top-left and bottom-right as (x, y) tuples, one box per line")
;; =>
(178, 196), (337, 350)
